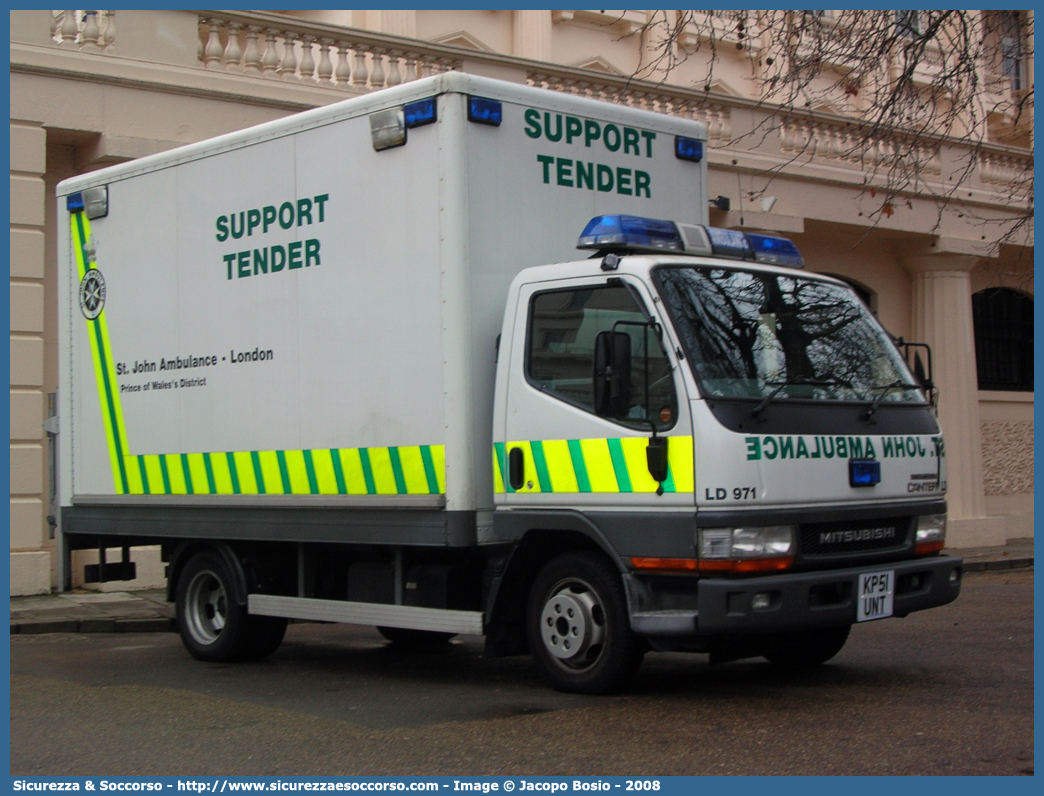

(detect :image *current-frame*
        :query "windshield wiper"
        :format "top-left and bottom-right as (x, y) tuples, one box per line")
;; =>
(750, 379), (846, 418)
(862, 379), (919, 419)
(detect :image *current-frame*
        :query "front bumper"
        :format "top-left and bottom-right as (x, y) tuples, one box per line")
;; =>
(696, 555), (963, 634)
(625, 555), (962, 636)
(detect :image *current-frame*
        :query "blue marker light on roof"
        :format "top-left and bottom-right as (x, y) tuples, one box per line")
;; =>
(403, 97), (436, 128)
(705, 226), (752, 259)
(468, 96), (502, 126)
(574, 216), (805, 266)
(747, 232), (804, 267)
(66, 192), (85, 212)
(578, 215), (683, 252)
(675, 136), (703, 162)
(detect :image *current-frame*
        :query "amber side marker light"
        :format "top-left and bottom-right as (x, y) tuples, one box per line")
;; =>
(630, 557), (698, 573)
(914, 541), (946, 556)
(630, 556), (795, 573)
(696, 556), (794, 573)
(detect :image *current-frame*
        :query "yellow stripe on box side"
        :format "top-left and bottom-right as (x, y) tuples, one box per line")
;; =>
(187, 453), (209, 494)
(338, 448), (369, 495)
(165, 454), (188, 494)
(282, 449), (311, 494)
(431, 445), (446, 494)
(367, 448), (398, 494)
(233, 451), (259, 494)
(398, 446), (429, 494)
(311, 448), (340, 494)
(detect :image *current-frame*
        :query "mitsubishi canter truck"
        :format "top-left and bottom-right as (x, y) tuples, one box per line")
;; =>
(56, 73), (962, 694)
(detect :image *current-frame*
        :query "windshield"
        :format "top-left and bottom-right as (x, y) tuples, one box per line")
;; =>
(653, 265), (924, 404)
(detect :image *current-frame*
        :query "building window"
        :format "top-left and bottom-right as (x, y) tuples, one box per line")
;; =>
(972, 288), (1033, 391)
(895, 10), (923, 38)
(999, 11), (1026, 92)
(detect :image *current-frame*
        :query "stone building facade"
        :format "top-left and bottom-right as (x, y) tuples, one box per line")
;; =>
(10, 10), (1033, 594)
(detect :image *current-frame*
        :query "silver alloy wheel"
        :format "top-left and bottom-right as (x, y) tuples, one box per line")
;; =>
(538, 578), (606, 668)
(183, 568), (228, 645)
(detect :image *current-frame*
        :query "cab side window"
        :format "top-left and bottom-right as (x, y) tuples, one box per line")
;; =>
(527, 284), (677, 430)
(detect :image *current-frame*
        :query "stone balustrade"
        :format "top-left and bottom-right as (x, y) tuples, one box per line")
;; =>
(31, 10), (1033, 202)
(979, 151), (1034, 187)
(527, 71), (734, 143)
(197, 14), (460, 92)
(51, 10), (115, 51)
(780, 117), (943, 174)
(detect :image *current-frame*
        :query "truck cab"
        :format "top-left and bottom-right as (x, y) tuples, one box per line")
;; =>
(488, 214), (961, 692)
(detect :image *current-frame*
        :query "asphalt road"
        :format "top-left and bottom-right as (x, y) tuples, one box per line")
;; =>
(10, 569), (1033, 776)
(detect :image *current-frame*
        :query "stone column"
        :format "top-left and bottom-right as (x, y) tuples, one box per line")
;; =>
(10, 121), (51, 595)
(903, 248), (1005, 546)
(514, 10), (552, 62)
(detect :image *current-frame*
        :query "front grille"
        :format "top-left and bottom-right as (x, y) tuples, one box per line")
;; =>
(800, 516), (910, 556)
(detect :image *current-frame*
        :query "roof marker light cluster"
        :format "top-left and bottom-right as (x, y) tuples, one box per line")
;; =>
(577, 214), (804, 268)
(370, 97), (438, 151)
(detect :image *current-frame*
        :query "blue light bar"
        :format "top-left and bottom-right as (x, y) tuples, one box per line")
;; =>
(746, 232), (804, 267)
(849, 459), (881, 488)
(404, 97), (436, 128)
(578, 215), (683, 252)
(705, 226), (752, 259)
(66, 192), (85, 212)
(468, 96), (502, 126)
(675, 136), (703, 162)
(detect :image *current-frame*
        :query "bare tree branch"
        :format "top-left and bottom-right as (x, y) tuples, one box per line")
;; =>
(630, 10), (1033, 249)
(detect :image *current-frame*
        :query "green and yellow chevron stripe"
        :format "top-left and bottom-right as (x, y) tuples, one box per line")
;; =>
(493, 436), (694, 495)
(71, 209), (135, 493)
(123, 444), (445, 496)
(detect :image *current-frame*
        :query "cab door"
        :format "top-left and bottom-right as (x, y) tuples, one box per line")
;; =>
(497, 276), (694, 509)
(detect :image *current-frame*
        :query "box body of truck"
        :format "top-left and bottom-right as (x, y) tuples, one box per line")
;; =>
(57, 73), (961, 694)
(57, 72), (706, 523)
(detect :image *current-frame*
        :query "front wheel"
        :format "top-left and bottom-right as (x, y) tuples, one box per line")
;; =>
(763, 625), (851, 668)
(527, 551), (644, 694)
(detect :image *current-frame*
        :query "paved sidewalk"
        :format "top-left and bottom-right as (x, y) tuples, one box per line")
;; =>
(11, 589), (174, 635)
(10, 538), (1033, 635)
(950, 537), (1034, 572)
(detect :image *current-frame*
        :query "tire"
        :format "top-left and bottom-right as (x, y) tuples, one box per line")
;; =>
(763, 625), (851, 668)
(377, 626), (457, 647)
(243, 615), (289, 661)
(527, 551), (644, 694)
(176, 550), (287, 662)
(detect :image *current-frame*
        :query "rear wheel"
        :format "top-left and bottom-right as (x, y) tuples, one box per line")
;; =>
(176, 550), (287, 662)
(763, 625), (851, 668)
(527, 551), (644, 694)
(377, 626), (456, 647)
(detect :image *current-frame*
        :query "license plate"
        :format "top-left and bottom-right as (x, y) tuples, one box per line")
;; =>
(857, 570), (894, 622)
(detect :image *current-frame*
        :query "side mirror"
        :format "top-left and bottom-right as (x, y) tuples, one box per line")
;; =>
(594, 330), (632, 418)
(646, 436), (669, 484)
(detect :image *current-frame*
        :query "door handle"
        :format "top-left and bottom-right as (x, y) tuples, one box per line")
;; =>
(508, 447), (525, 490)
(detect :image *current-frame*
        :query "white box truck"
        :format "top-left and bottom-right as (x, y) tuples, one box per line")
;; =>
(56, 73), (961, 693)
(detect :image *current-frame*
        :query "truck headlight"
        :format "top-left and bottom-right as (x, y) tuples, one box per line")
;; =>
(915, 514), (947, 555)
(697, 526), (795, 573)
